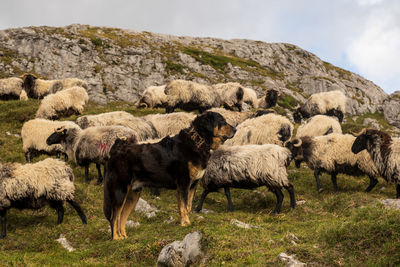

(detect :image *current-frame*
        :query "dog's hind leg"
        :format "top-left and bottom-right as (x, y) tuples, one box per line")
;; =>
(119, 186), (141, 238)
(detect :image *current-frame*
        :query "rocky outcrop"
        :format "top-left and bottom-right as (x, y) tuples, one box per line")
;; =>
(0, 24), (388, 115)
(382, 91), (400, 128)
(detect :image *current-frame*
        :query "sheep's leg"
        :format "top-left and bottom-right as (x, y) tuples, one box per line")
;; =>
(84, 164), (90, 183)
(195, 189), (210, 212)
(96, 163), (103, 185)
(365, 176), (378, 192)
(119, 186), (141, 238)
(63, 153), (68, 162)
(166, 106), (174, 113)
(331, 172), (338, 193)
(314, 169), (323, 193)
(67, 199), (87, 224)
(25, 151), (31, 163)
(224, 187), (234, 212)
(177, 187), (190, 226)
(187, 180), (199, 213)
(396, 184), (400, 199)
(272, 188), (284, 214)
(56, 202), (65, 225)
(0, 210), (6, 239)
(284, 184), (296, 208)
(56, 152), (61, 159)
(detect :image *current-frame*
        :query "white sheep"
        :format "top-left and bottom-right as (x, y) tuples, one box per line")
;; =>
(21, 119), (81, 162)
(208, 108), (255, 127)
(76, 111), (156, 141)
(22, 73), (88, 99)
(142, 112), (196, 138)
(138, 85), (167, 108)
(0, 77), (23, 100)
(293, 90), (347, 123)
(213, 82), (244, 111)
(195, 144), (296, 214)
(352, 128), (400, 198)
(0, 158), (87, 239)
(164, 79), (221, 113)
(35, 86), (89, 120)
(296, 115), (342, 138)
(286, 133), (380, 193)
(46, 125), (137, 184)
(224, 113), (294, 146)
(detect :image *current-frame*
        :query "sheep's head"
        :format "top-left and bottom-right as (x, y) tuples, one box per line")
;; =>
(326, 109), (344, 123)
(285, 137), (312, 168)
(351, 128), (391, 154)
(21, 73), (37, 98)
(265, 89), (280, 108)
(138, 95), (151, 108)
(46, 127), (68, 145)
(293, 108), (303, 124)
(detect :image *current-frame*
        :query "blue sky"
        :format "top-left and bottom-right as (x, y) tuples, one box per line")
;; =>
(0, 0), (399, 94)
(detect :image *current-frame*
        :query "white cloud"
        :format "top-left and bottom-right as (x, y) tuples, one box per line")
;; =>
(346, 3), (400, 93)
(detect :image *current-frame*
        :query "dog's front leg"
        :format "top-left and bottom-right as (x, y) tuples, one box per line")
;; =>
(119, 186), (141, 238)
(187, 179), (199, 213)
(177, 187), (190, 226)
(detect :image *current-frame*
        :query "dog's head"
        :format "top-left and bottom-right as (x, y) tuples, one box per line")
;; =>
(46, 127), (68, 145)
(192, 111), (236, 150)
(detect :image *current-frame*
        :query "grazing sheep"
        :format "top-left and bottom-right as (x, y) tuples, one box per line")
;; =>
(142, 112), (196, 138)
(21, 119), (81, 163)
(213, 82), (244, 111)
(35, 86), (89, 120)
(138, 85), (167, 108)
(208, 108), (254, 127)
(0, 158), (87, 239)
(293, 90), (346, 123)
(76, 111), (156, 141)
(0, 77), (23, 100)
(195, 144), (296, 214)
(286, 133), (379, 193)
(352, 128), (400, 197)
(22, 73), (88, 99)
(296, 115), (342, 138)
(164, 80), (221, 113)
(76, 111), (135, 129)
(46, 125), (137, 184)
(224, 113), (294, 146)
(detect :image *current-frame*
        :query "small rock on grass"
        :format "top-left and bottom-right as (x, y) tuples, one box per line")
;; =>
(381, 199), (400, 210)
(135, 198), (158, 218)
(230, 219), (257, 229)
(278, 252), (306, 267)
(56, 234), (75, 252)
(157, 232), (202, 267)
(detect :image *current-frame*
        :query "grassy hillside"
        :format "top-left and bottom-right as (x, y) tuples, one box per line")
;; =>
(1, 100), (400, 266)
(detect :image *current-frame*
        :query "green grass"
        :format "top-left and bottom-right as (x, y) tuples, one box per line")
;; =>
(1, 100), (400, 266)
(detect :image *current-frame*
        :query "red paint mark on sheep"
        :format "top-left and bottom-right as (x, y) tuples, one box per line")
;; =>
(99, 143), (109, 152)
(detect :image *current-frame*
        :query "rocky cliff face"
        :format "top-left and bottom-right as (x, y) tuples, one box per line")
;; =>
(0, 24), (389, 116)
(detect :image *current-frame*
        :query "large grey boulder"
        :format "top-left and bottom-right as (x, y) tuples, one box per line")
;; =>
(383, 91), (400, 128)
(157, 232), (203, 267)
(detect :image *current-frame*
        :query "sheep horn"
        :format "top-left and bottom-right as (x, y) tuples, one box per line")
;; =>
(56, 127), (65, 133)
(293, 139), (302, 147)
(277, 90), (281, 96)
(351, 128), (366, 137)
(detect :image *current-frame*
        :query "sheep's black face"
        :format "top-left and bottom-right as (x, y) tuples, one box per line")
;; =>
(22, 74), (37, 97)
(351, 134), (368, 154)
(192, 112), (235, 149)
(326, 109), (344, 123)
(266, 89), (279, 108)
(46, 128), (67, 145)
(293, 109), (302, 124)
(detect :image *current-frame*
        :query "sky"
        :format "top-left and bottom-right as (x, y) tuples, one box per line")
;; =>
(0, 0), (399, 94)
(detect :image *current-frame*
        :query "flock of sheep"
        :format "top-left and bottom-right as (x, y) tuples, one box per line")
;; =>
(1, 75), (399, 241)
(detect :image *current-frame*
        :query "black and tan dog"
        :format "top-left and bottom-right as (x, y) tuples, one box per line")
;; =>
(103, 111), (235, 240)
